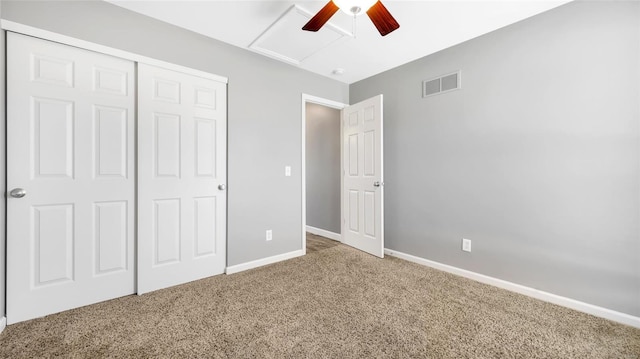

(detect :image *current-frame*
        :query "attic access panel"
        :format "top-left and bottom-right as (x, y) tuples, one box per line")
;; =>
(249, 5), (351, 66)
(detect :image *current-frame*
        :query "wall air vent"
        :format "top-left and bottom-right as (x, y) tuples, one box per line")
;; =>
(422, 71), (461, 98)
(423, 78), (441, 97)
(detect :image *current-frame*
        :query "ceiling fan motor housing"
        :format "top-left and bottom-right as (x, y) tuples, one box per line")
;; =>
(349, 6), (363, 15)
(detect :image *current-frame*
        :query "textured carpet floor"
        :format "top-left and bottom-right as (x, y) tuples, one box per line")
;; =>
(306, 232), (340, 253)
(1, 234), (638, 358)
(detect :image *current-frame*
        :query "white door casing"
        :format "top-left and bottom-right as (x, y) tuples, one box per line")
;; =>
(137, 64), (227, 294)
(7, 32), (136, 324)
(301, 94), (347, 253)
(341, 95), (384, 258)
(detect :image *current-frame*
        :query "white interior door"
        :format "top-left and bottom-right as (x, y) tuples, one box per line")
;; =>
(342, 95), (384, 257)
(137, 64), (227, 294)
(6, 33), (136, 324)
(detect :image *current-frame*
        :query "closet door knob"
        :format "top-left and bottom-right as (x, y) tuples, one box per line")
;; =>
(9, 188), (27, 198)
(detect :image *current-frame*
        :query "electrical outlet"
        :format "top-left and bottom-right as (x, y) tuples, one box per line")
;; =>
(462, 238), (471, 252)
(285, 166), (291, 177)
(266, 230), (273, 241)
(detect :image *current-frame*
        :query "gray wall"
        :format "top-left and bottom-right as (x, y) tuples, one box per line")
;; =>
(305, 103), (341, 234)
(351, 0), (640, 316)
(0, 0), (6, 320)
(1, 0), (348, 268)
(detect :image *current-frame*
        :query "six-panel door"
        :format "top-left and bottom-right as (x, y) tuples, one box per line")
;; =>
(6, 33), (136, 324)
(6, 32), (228, 323)
(137, 64), (227, 294)
(342, 95), (384, 258)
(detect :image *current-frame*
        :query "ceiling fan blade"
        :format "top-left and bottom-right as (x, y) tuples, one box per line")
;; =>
(366, 1), (400, 36)
(302, 1), (340, 32)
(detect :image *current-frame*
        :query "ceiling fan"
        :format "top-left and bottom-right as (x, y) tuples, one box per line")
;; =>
(302, 0), (400, 37)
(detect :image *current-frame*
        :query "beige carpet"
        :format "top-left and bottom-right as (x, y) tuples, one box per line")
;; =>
(1, 234), (638, 358)
(306, 232), (340, 253)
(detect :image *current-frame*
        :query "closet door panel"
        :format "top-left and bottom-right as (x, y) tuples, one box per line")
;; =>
(7, 32), (135, 324)
(138, 64), (227, 294)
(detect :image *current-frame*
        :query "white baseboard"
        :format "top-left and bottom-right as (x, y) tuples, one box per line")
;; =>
(226, 249), (304, 275)
(384, 248), (640, 329)
(0, 316), (6, 334)
(306, 225), (341, 242)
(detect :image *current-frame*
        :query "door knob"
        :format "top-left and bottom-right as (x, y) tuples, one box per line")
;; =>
(373, 181), (384, 188)
(218, 184), (226, 191)
(9, 188), (27, 198)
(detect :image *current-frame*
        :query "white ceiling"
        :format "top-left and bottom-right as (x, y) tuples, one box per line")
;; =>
(105, 0), (572, 84)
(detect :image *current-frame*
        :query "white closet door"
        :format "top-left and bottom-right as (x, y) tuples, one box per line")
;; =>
(342, 95), (384, 258)
(6, 33), (135, 324)
(137, 64), (227, 294)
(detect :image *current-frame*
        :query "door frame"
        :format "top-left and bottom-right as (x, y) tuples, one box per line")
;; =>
(301, 94), (347, 254)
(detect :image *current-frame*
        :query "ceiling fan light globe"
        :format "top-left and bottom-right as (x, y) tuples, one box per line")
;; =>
(333, 0), (377, 16)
